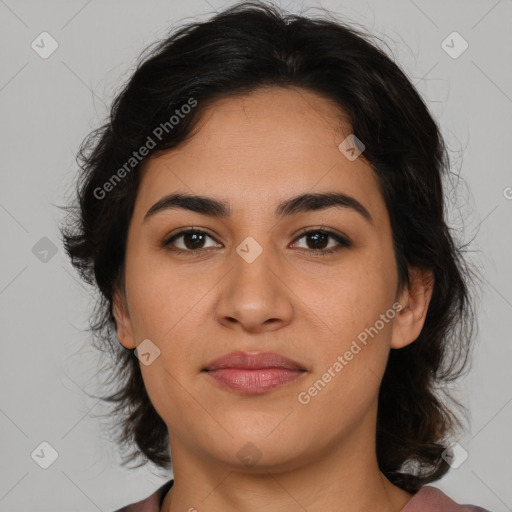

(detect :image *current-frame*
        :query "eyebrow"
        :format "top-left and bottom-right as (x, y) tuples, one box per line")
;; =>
(143, 191), (373, 225)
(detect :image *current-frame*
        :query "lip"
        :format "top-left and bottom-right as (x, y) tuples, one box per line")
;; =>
(203, 351), (307, 394)
(204, 351), (306, 371)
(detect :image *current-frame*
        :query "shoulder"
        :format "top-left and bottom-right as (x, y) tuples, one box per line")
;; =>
(112, 479), (174, 512)
(401, 485), (493, 512)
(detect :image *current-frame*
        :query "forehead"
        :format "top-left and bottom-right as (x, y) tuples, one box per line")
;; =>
(134, 87), (386, 224)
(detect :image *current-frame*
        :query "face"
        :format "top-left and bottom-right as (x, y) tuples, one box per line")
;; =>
(113, 86), (432, 473)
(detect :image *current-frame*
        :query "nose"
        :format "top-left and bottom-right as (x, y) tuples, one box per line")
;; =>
(214, 248), (294, 333)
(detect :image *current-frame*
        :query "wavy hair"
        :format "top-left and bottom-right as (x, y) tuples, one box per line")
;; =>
(59, 0), (481, 493)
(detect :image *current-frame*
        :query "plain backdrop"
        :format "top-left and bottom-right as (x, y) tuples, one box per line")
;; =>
(1, 0), (511, 510)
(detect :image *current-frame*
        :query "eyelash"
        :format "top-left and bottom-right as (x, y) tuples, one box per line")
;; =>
(162, 227), (351, 256)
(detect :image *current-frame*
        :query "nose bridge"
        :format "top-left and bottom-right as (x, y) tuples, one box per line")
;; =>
(215, 234), (294, 331)
(236, 238), (274, 287)
(230, 234), (279, 302)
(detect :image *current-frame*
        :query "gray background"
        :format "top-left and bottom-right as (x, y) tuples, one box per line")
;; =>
(1, 0), (511, 510)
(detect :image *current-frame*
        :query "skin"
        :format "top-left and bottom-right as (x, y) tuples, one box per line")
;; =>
(113, 86), (434, 512)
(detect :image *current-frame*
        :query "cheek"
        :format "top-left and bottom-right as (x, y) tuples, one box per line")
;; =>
(291, 251), (397, 404)
(124, 250), (218, 377)
(124, 247), (212, 342)
(295, 255), (395, 342)
(295, 300), (394, 429)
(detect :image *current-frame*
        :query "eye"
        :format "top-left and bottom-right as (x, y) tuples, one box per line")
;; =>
(162, 227), (351, 256)
(291, 228), (351, 256)
(163, 229), (221, 253)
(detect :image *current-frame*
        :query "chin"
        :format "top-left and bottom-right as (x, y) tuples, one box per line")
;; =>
(216, 433), (310, 473)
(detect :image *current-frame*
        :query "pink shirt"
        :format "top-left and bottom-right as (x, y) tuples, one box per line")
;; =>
(114, 480), (492, 512)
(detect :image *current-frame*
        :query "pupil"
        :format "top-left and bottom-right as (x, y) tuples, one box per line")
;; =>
(309, 232), (327, 249)
(185, 232), (204, 250)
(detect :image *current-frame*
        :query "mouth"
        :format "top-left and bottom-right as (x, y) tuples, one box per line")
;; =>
(202, 351), (307, 394)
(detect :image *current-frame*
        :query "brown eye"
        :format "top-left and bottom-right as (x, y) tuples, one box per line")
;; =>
(303, 232), (329, 250)
(292, 229), (351, 255)
(163, 229), (221, 252)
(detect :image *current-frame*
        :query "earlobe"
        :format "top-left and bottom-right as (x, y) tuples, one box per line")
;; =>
(390, 267), (434, 350)
(112, 289), (137, 349)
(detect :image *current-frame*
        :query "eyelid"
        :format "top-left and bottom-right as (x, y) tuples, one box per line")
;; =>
(292, 225), (349, 240)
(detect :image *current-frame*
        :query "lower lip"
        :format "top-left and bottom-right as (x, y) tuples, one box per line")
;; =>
(204, 368), (306, 394)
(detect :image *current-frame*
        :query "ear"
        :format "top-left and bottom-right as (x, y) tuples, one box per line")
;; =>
(112, 288), (137, 349)
(391, 267), (434, 349)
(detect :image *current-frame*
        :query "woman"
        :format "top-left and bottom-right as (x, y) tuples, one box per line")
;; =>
(60, 2), (491, 511)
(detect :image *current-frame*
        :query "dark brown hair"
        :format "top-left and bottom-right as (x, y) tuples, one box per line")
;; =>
(59, 0), (481, 493)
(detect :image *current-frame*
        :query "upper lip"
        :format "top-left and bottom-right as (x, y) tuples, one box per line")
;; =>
(203, 351), (306, 371)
